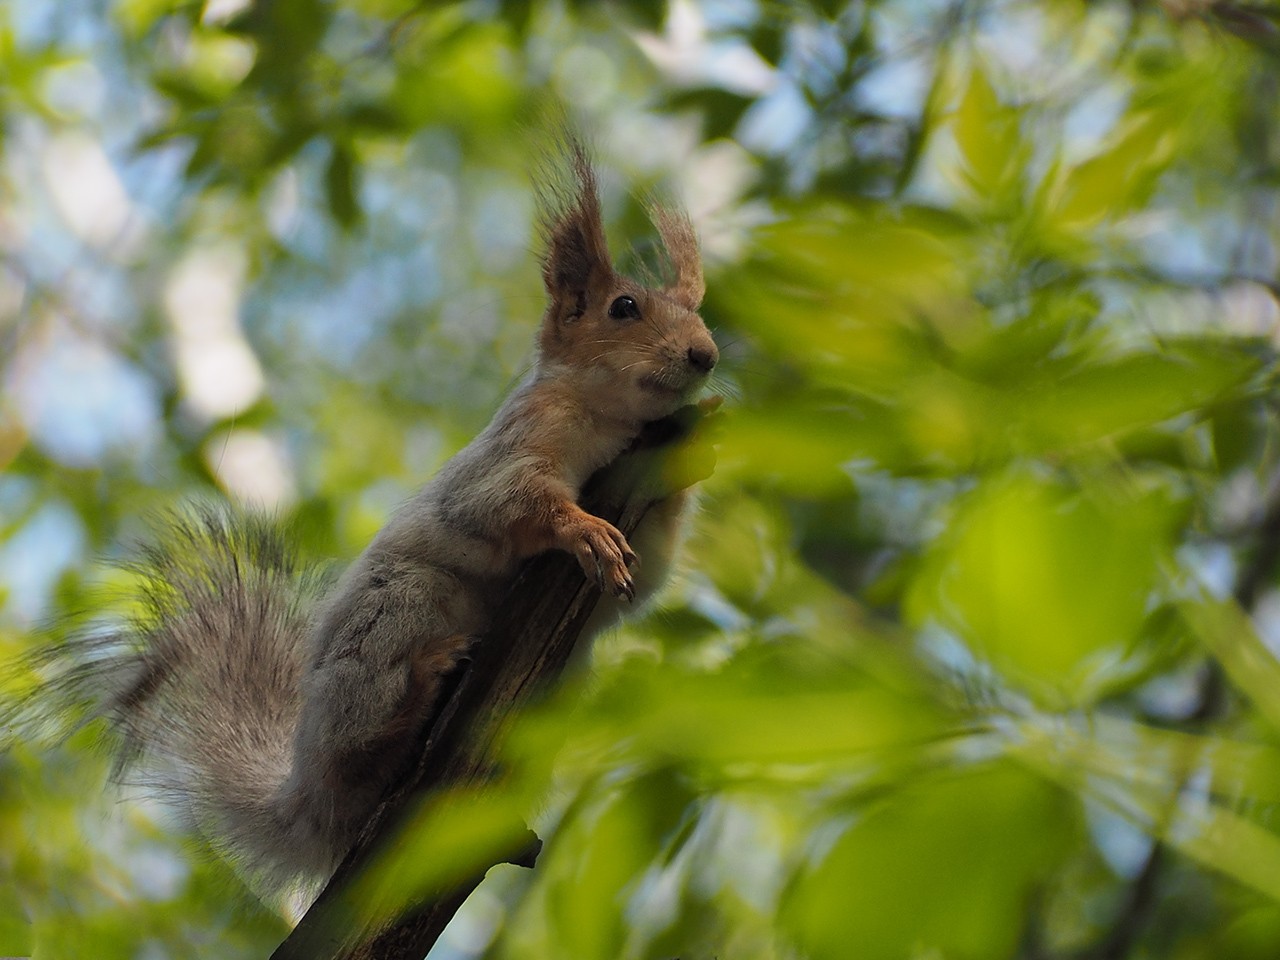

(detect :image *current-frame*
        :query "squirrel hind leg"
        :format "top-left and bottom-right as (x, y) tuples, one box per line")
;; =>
(325, 633), (476, 796)
(406, 632), (477, 710)
(280, 633), (477, 876)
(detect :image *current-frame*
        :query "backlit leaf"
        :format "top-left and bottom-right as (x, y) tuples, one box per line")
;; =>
(908, 471), (1180, 704)
(782, 762), (1071, 960)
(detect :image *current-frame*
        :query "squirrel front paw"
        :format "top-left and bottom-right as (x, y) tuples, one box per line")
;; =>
(567, 514), (638, 601)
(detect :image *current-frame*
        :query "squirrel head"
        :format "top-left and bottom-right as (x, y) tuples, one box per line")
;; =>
(536, 141), (718, 424)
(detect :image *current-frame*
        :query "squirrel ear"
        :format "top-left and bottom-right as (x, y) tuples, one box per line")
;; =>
(539, 139), (613, 315)
(649, 203), (704, 311)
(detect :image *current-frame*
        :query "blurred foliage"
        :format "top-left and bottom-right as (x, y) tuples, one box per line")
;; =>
(4, 0), (1280, 957)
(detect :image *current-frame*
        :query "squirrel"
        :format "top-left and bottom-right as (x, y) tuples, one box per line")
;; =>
(30, 139), (718, 901)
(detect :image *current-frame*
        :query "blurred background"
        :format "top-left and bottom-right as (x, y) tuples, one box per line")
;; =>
(5, 0), (1280, 956)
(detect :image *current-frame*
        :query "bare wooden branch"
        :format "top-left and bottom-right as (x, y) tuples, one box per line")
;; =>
(271, 406), (706, 960)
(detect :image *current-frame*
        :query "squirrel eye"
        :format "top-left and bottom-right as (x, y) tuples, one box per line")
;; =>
(608, 295), (641, 321)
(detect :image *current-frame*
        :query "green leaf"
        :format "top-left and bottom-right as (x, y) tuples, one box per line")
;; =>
(1049, 112), (1177, 229)
(230, 0), (330, 88)
(718, 404), (863, 496)
(345, 786), (533, 931)
(782, 762), (1071, 960)
(0, 880), (31, 955)
(1217, 906), (1280, 959)
(747, 22), (786, 66)
(1018, 720), (1280, 905)
(1011, 710), (1280, 818)
(543, 770), (696, 960)
(615, 0), (666, 29)
(500, 0), (534, 37)
(1016, 340), (1264, 452)
(908, 471), (1180, 704)
(955, 288), (1099, 384)
(325, 140), (361, 228)
(953, 65), (1024, 202)
(1180, 594), (1280, 734)
(1211, 398), (1258, 472)
(665, 88), (755, 141)
(343, 100), (405, 134)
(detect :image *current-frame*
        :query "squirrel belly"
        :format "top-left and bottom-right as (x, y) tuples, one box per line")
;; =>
(42, 139), (718, 904)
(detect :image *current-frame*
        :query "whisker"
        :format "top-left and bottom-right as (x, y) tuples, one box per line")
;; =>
(584, 351), (635, 365)
(707, 380), (742, 402)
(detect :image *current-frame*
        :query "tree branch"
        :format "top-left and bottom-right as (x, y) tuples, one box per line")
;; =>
(270, 405), (707, 960)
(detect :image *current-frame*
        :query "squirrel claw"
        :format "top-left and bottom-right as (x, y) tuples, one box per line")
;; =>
(617, 574), (636, 602)
(569, 513), (637, 601)
(602, 565), (635, 602)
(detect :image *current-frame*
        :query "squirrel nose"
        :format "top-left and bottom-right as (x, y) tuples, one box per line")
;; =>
(687, 344), (717, 373)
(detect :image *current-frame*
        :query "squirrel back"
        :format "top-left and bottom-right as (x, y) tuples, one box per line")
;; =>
(22, 137), (717, 905)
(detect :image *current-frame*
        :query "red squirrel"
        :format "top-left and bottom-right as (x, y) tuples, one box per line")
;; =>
(50, 139), (718, 899)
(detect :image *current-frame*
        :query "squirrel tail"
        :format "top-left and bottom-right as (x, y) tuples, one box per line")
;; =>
(34, 507), (336, 897)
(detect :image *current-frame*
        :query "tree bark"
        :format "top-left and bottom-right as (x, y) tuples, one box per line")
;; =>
(270, 405), (706, 960)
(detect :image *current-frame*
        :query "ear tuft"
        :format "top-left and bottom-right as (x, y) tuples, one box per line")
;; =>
(648, 201), (705, 310)
(536, 135), (613, 308)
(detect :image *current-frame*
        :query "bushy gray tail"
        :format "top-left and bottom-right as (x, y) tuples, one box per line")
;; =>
(20, 508), (334, 898)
